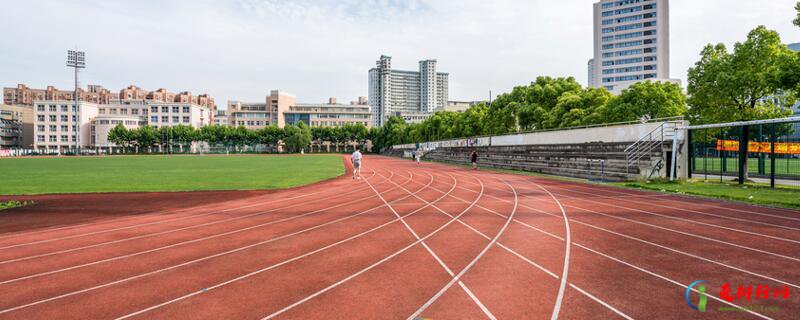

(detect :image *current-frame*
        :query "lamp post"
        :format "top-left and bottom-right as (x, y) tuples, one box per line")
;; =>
(66, 49), (85, 155)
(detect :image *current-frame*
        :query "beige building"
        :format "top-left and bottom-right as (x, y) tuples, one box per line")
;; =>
(591, 0), (679, 94)
(0, 104), (34, 148)
(228, 90), (296, 129)
(284, 97), (371, 127)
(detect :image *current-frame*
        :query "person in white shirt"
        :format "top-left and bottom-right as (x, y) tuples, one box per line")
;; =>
(351, 147), (363, 180)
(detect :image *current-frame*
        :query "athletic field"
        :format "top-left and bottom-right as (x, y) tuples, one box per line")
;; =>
(0, 155), (344, 195)
(0, 155), (797, 319)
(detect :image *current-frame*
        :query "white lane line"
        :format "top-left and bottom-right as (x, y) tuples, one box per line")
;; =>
(0, 171), (403, 285)
(373, 171), (495, 320)
(565, 203), (800, 263)
(407, 179), (517, 320)
(0, 170), (422, 315)
(0, 172), (385, 265)
(0, 190), (314, 242)
(529, 182), (571, 320)
(258, 172), (485, 320)
(0, 171), (379, 251)
(446, 171), (800, 262)
(546, 183), (800, 224)
(575, 243), (773, 320)
(548, 187), (800, 233)
(412, 172), (631, 320)
(467, 182), (773, 320)
(440, 171), (786, 319)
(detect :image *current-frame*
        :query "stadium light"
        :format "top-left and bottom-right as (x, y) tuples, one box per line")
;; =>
(67, 49), (85, 154)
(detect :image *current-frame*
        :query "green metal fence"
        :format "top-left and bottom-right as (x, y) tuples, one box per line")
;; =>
(688, 118), (800, 187)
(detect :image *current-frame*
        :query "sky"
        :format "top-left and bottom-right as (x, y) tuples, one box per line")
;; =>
(1, 0), (798, 109)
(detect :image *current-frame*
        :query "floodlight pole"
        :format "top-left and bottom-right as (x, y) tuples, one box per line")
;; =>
(67, 49), (85, 155)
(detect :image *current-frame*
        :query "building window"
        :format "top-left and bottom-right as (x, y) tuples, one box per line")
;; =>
(162, 107), (169, 113)
(61, 105), (68, 112)
(61, 135), (68, 142)
(49, 115), (56, 122)
(162, 117), (169, 123)
(172, 116), (179, 123)
(172, 107), (180, 113)
(37, 135), (45, 142)
(49, 125), (56, 132)
(182, 107), (190, 113)
(61, 125), (68, 131)
(37, 125), (45, 132)
(151, 116), (158, 123)
(49, 135), (57, 142)
(49, 105), (56, 112)
(151, 106), (159, 113)
(182, 116), (189, 123)
(37, 105), (45, 112)
(131, 109), (139, 115)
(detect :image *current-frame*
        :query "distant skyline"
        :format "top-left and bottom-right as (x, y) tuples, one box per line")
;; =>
(1, 0), (798, 109)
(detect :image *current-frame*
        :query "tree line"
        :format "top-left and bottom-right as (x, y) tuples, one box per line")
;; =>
(107, 122), (378, 153)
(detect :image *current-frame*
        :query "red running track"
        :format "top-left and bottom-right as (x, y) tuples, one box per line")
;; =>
(0, 155), (798, 319)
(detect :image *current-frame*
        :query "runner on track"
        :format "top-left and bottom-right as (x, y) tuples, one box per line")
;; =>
(352, 147), (363, 179)
(471, 150), (478, 170)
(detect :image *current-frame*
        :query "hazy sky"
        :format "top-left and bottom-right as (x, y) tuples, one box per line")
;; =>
(1, 0), (798, 108)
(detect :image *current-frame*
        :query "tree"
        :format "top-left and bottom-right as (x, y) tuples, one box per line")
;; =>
(133, 125), (159, 152)
(283, 122), (312, 153)
(107, 124), (129, 153)
(171, 125), (196, 153)
(794, 1), (800, 27)
(687, 26), (795, 182)
(601, 81), (686, 123)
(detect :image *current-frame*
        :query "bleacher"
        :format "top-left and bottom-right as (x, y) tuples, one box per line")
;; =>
(416, 142), (667, 181)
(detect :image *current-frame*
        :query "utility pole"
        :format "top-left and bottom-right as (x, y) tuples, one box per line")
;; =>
(66, 49), (85, 155)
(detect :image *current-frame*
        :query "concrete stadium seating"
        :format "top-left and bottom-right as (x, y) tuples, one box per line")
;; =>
(407, 142), (666, 182)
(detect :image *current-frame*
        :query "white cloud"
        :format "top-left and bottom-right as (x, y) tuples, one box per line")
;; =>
(1, 0), (798, 108)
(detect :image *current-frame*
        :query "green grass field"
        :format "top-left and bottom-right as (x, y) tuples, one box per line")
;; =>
(617, 179), (800, 209)
(693, 157), (800, 176)
(0, 155), (344, 195)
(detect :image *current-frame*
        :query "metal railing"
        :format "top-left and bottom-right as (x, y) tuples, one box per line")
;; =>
(624, 121), (680, 172)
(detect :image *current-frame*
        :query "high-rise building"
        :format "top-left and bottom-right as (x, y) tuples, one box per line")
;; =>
(587, 59), (596, 87)
(591, 0), (677, 94)
(368, 55), (449, 127)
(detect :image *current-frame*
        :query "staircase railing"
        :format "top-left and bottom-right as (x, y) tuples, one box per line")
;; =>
(624, 121), (679, 173)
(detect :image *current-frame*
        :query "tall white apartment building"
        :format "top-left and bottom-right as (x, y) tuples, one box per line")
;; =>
(591, 0), (676, 94)
(368, 55), (449, 127)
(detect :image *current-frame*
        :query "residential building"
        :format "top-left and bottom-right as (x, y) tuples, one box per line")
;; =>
(228, 90), (296, 129)
(98, 102), (210, 129)
(284, 97), (371, 127)
(0, 104), (34, 148)
(368, 55), (449, 126)
(4, 84), (216, 115)
(32, 101), (99, 151)
(591, 0), (679, 94)
(214, 110), (228, 126)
